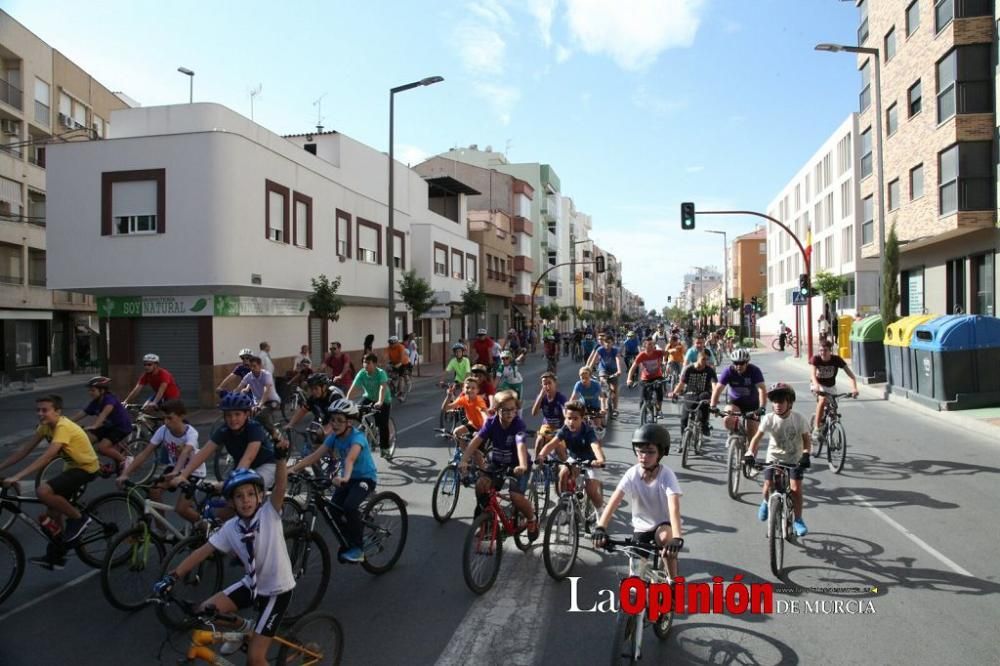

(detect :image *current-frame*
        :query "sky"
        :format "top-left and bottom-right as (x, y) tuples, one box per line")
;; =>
(7, 0), (861, 311)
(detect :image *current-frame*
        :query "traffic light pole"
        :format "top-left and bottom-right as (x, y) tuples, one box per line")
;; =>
(531, 259), (600, 334)
(695, 210), (813, 360)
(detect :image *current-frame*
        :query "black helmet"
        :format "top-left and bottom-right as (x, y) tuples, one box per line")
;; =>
(306, 373), (330, 388)
(631, 424), (670, 459)
(87, 376), (112, 390)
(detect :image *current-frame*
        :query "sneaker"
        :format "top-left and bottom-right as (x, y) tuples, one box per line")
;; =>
(701, 424), (711, 437)
(29, 554), (66, 571)
(341, 547), (365, 563)
(63, 515), (92, 543)
(757, 500), (768, 522)
(526, 520), (540, 542)
(793, 518), (809, 537)
(220, 618), (252, 655)
(811, 429), (822, 442)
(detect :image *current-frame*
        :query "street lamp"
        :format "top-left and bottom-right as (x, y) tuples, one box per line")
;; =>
(387, 75), (444, 336)
(816, 42), (886, 306)
(705, 229), (728, 324)
(177, 67), (194, 103)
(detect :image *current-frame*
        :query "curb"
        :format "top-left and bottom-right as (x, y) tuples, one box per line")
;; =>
(0, 377), (89, 401)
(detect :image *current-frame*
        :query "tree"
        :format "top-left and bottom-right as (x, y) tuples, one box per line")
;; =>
(460, 283), (487, 334)
(813, 271), (849, 313)
(558, 307), (570, 322)
(538, 303), (559, 321)
(648, 309), (658, 319)
(398, 269), (436, 320)
(308, 274), (345, 322)
(882, 222), (900, 325)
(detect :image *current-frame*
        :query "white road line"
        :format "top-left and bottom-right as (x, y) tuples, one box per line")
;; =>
(396, 414), (437, 435)
(846, 493), (974, 577)
(0, 569), (100, 623)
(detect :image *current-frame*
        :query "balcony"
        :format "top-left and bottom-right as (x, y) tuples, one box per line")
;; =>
(512, 216), (533, 236)
(34, 101), (49, 126)
(514, 255), (534, 273)
(513, 294), (531, 305)
(0, 79), (23, 111)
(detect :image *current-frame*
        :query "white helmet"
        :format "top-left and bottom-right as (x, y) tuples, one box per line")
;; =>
(143, 353), (160, 363)
(238, 348), (254, 358)
(327, 398), (359, 419)
(731, 348), (751, 363)
(500, 349), (513, 359)
(477, 328), (487, 336)
(388, 335), (399, 344)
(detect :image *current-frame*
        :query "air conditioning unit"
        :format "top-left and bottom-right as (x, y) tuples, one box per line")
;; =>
(1, 120), (18, 135)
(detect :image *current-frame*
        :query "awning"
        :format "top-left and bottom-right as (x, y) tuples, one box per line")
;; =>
(425, 176), (481, 197)
(0, 309), (52, 320)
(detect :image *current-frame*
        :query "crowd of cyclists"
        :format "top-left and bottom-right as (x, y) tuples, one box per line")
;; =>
(0, 317), (863, 662)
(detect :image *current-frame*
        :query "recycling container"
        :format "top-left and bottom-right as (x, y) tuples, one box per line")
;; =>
(849, 316), (885, 382)
(883, 314), (936, 391)
(911, 315), (1000, 401)
(838, 316), (853, 359)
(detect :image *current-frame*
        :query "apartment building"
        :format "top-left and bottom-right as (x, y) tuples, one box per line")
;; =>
(0, 10), (128, 379)
(729, 228), (768, 306)
(571, 203), (595, 323)
(679, 267), (722, 313)
(763, 114), (879, 334)
(46, 103), (475, 404)
(856, 0), (997, 316)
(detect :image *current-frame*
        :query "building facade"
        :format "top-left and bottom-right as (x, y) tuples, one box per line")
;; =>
(0, 10), (128, 379)
(730, 228), (768, 305)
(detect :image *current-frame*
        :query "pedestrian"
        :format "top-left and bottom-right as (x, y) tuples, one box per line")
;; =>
(404, 333), (419, 368)
(293, 345), (311, 371)
(258, 341), (274, 375)
(777, 320), (787, 352)
(818, 315), (831, 345)
(363, 334), (375, 356)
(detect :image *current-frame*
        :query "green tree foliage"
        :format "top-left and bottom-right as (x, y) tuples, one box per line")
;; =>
(398, 269), (436, 319)
(308, 274), (345, 322)
(882, 223), (900, 325)
(813, 271), (849, 310)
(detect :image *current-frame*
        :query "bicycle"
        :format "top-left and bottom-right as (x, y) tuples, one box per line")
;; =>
(601, 535), (679, 664)
(546, 354), (559, 374)
(752, 462), (798, 578)
(725, 411), (761, 500)
(281, 384), (309, 421)
(357, 403), (397, 460)
(150, 592), (343, 665)
(0, 527), (24, 605)
(812, 391), (854, 474)
(770, 332), (799, 351)
(634, 379), (667, 425)
(430, 428), (477, 523)
(387, 365), (412, 404)
(677, 397), (711, 469)
(461, 468), (538, 595)
(598, 373), (620, 420)
(542, 459), (600, 581)
(100, 477), (220, 611)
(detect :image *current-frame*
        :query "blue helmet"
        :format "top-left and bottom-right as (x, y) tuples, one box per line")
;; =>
(218, 392), (254, 411)
(223, 468), (265, 499)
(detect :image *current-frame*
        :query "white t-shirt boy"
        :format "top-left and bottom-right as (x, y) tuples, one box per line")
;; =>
(150, 423), (206, 478)
(758, 411), (810, 465)
(209, 502), (296, 597)
(615, 464), (683, 532)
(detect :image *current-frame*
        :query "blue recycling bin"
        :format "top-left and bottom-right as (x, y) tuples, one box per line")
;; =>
(910, 315), (1000, 402)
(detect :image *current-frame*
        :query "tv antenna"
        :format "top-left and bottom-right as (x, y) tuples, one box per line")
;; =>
(504, 138), (512, 157)
(312, 93), (327, 133)
(249, 84), (262, 120)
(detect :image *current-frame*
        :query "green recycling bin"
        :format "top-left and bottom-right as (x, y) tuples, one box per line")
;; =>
(849, 316), (885, 382)
(911, 315), (1000, 401)
(883, 315), (937, 391)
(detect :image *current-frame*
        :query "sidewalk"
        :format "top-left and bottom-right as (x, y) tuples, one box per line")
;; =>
(0, 373), (89, 400)
(775, 348), (1000, 440)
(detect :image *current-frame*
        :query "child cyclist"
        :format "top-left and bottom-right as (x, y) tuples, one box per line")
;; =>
(530, 372), (566, 458)
(289, 399), (378, 563)
(744, 382), (812, 537)
(496, 348), (527, 401)
(439, 343), (471, 391)
(70, 376), (133, 474)
(570, 366), (605, 432)
(154, 443), (293, 666)
(538, 401), (606, 519)
(444, 378), (489, 466)
(593, 424), (684, 578)
(458, 390), (538, 541)
(118, 399), (203, 525)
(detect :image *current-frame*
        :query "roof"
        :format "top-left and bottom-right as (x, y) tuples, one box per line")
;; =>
(283, 129), (341, 138)
(424, 175), (481, 196)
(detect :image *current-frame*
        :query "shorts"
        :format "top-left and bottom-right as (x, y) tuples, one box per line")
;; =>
(667, 361), (682, 376)
(486, 464), (530, 495)
(633, 521), (672, 551)
(221, 581), (293, 638)
(392, 364), (412, 376)
(565, 456), (603, 482)
(764, 465), (804, 482)
(253, 463), (277, 490)
(93, 425), (131, 445)
(46, 467), (97, 499)
(584, 404), (602, 416)
(600, 373), (619, 387)
(537, 423), (560, 440)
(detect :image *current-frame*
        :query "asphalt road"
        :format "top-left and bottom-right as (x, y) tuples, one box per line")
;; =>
(0, 349), (998, 665)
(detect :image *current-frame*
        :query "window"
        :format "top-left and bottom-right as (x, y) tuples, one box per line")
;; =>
(103, 170), (166, 236)
(888, 179), (901, 210)
(823, 153), (832, 188)
(815, 240), (823, 269)
(357, 219), (381, 264)
(885, 27), (896, 62)
(824, 238), (833, 269)
(34, 78), (49, 126)
(759, 241), (766, 255)
(264, 179), (289, 243)
(972, 253), (994, 315)
(935, 0), (991, 33)
(859, 61), (871, 112)
(466, 253), (477, 284)
(795, 184), (801, 211)
(946, 257), (966, 314)
(292, 192), (312, 249)
(908, 80), (922, 116)
(937, 46), (992, 124)
(858, 0), (869, 44)
(434, 243), (448, 276)
(937, 50), (957, 123)
(906, 1), (920, 36)
(779, 261), (785, 284)
(886, 103), (898, 136)
(451, 249), (464, 279)
(935, 0), (952, 32)
(938, 142), (993, 215)
(92, 115), (104, 138)
(861, 196), (874, 245)
(842, 225), (854, 263)
(768, 266), (774, 285)
(335, 210), (351, 258)
(910, 164), (924, 199)
(814, 202), (823, 232)
(15, 320), (44, 368)
(0, 242), (23, 284)
(859, 127), (873, 179)
(390, 230), (405, 269)
(58, 91), (71, 119)
(837, 133), (852, 175)
(825, 193), (834, 231)
(841, 278), (856, 309)
(28, 248), (44, 286)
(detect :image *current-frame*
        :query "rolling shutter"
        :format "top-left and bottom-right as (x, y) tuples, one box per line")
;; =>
(135, 318), (201, 404)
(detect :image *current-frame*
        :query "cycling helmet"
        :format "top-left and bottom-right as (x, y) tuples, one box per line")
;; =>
(87, 376), (112, 389)
(223, 468), (265, 499)
(766, 382), (796, 403)
(327, 398), (360, 419)
(477, 328), (487, 336)
(500, 349), (513, 359)
(631, 424), (671, 459)
(218, 392), (254, 411)
(731, 348), (751, 364)
(470, 364), (488, 374)
(388, 335), (399, 344)
(246, 353), (261, 362)
(300, 358), (312, 366)
(238, 348), (254, 358)
(306, 373), (330, 388)
(143, 353), (160, 363)
(452, 342), (466, 351)
(626, 331), (635, 338)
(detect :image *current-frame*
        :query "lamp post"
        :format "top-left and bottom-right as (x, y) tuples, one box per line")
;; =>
(816, 42), (885, 307)
(177, 67), (194, 103)
(387, 76), (444, 337)
(705, 229), (728, 324)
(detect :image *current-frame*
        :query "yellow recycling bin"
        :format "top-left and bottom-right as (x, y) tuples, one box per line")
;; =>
(837, 316), (853, 358)
(883, 314), (937, 390)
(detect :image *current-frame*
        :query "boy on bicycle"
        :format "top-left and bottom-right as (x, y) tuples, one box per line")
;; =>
(669, 349), (717, 437)
(543, 334), (559, 373)
(531, 372), (566, 458)
(622, 331), (640, 375)
(809, 340), (859, 440)
(496, 348), (527, 401)
(458, 390), (538, 541)
(588, 335), (624, 417)
(289, 399), (378, 563)
(665, 335), (686, 379)
(744, 382), (811, 537)
(469, 363), (496, 409)
(444, 378), (488, 451)
(155, 446), (293, 666)
(440, 342), (471, 390)
(538, 401), (606, 518)
(570, 366), (605, 432)
(592, 424), (684, 578)
(70, 376), (133, 474)
(627, 338), (667, 416)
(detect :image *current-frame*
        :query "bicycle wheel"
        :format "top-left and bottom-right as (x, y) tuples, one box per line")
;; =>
(124, 438), (158, 485)
(828, 422), (848, 474)
(536, 467), (553, 523)
(276, 610), (344, 665)
(283, 528), (331, 625)
(727, 441), (741, 500)
(610, 609), (639, 664)
(431, 465), (461, 524)
(542, 500), (578, 581)
(639, 402), (652, 425)
(770, 337), (780, 351)
(360, 491), (408, 574)
(156, 534), (224, 629)
(681, 429), (694, 469)
(100, 523), (167, 611)
(652, 605), (674, 640)
(812, 418), (825, 459)
(513, 483), (539, 552)
(76, 491), (145, 568)
(0, 529), (24, 606)
(768, 494), (784, 578)
(462, 511), (502, 595)
(213, 447), (235, 481)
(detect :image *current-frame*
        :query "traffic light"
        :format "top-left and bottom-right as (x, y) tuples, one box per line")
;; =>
(751, 296), (758, 312)
(681, 202), (696, 230)
(595, 255), (606, 273)
(667, 296), (672, 303)
(798, 273), (810, 297)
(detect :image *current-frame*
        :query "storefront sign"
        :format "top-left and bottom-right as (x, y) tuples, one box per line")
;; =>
(214, 296), (308, 316)
(97, 295), (307, 317)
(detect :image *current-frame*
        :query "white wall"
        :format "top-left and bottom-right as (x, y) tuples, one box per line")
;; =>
(328, 305), (387, 353)
(212, 315), (306, 366)
(410, 221), (477, 301)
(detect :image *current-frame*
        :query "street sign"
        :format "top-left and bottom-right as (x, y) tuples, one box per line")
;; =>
(419, 304), (452, 319)
(792, 291), (808, 306)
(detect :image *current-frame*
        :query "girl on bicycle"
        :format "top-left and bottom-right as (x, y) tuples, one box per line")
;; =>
(570, 366), (605, 432)
(71, 376), (133, 474)
(289, 399), (378, 563)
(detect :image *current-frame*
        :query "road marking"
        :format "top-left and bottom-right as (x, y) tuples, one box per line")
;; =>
(0, 428), (37, 448)
(396, 414), (437, 435)
(846, 493), (974, 577)
(0, 569), (100, 623)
